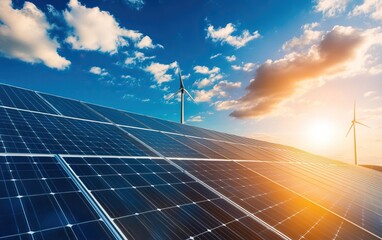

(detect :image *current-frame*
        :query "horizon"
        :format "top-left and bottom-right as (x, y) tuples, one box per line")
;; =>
(0, 0), (381, 165)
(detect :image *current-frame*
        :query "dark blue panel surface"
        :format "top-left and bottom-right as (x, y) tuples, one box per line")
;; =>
(64, 156), (281, 239)
(0, 156), (114, 239)
(125, 128), (207, 158)
(86, 103), (148, 128)
(177, 160), (380, 240)
(0, 107), (155, 156)
(39, 93), (107, 122)
(0, 84), (56, 114)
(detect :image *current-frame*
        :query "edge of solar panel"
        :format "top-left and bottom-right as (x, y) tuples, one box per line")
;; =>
(0, 83), (326, 159)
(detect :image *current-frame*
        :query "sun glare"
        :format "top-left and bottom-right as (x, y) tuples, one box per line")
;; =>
(308, 120), (335, 147)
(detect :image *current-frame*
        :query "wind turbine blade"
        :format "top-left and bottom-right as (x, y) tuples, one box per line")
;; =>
(166, 89), (181, 101)
(184, 89), (196, 103)
(355, 121), (370, 128)
(354, 100), (356, 121)
(346, 123), (354, 137)
(176, 63), (184, 89)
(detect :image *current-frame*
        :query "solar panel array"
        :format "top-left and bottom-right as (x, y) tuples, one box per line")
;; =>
(0, 83), (381, 240)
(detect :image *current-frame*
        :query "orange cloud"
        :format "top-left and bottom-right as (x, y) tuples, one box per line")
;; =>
(230, 26), (380, 119)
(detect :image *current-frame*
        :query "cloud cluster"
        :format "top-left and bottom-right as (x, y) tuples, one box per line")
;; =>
(0, 0), (70, 69)
(89, 66), (108, 76)
(315, 0), (349, 17)
(123, 0), (145, 10)
(230, 26), (382, 119)
(352, 0), (382, 20)
(226, 55), (236, 62)
(193, 65), (223, 88)
(194, 80), (241, 102)
(187, 115), (203, 122)
(282, 23), (322, 51)
(207, 23), (260, 49)
(145, 61), (177, 85)
(210, 53), (222, 59)
(125, 51), (155, 65)
(64, 0), (143, 53)
(232, 62), (257, 72)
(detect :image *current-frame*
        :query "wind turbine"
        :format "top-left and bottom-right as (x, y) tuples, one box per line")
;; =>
(346, 101), (369, 165)
(167, 63), (195, 124)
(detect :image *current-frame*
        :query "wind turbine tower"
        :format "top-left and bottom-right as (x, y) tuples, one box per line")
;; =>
(346, 102), (369, 165)
(167, 63), (195, 124)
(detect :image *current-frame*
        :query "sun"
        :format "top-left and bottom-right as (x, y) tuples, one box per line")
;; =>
(307, 120), (335, 147)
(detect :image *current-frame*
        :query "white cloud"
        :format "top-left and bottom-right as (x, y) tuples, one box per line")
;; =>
(123, 0), (145, 10)
(232, 65), (241, 70)
(364, 91), (376, 97)
(0, 0), (70, 69)
(89, 66), (108, 76)
(145, 61), (177, 85)
(352, 0), (382, 20)
(231, 62), (257, 72)
(64, 0), (142, 53)
(230, 26), (382, 119)
(315, 0), (349, 17)
(211, 100), (239, 111)
(187, 115), (203, 122)
(207, 23), (260, 49)
(193, 65), (220, 75)
(226, 55), (236, 62)
(136, 35), (162, 49)
(194, 80), (241, 102)
(125, 51), (155, 65)
(193, 65), (223, 88)
(283, 23), (322, 51)
(121, 74), (133, 79)
(210, 53), (222, 59)
(46, 4), (60, 18)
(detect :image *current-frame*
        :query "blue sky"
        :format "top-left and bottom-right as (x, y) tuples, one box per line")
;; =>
(1, 0), (382, 164)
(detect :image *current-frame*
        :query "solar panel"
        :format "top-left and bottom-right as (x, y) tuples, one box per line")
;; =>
(0, 107), (155, 156)
(38, 93), (107, 122)
(0, 84), (57, 114)
(1, 83), (382, 239)
(176, 160), (380, 239)
(241, 161), (382, 237)
(0, 155), (115, 239)
(124, 128), (208, 158)
(62, 156), (283, 239)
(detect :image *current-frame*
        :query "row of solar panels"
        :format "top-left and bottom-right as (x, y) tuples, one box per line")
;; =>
(0, 83), (276, 148)
(0, 106), (335, 164)
(2, 155), (381, 239)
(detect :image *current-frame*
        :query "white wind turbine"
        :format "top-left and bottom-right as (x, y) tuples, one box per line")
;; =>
(167, 63), (195, 124)
(346, 101), (369, 165)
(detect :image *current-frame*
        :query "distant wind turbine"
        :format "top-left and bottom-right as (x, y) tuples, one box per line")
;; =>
(167, 63), (195, 124)
(346, 101), (369, 165)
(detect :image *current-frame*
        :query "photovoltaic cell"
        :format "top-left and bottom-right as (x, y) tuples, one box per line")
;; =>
(190, 138), (246, 159)
(0, 107), (155, 156)
(124, 127), (208, 158)
(166, 134), (227, 159)
(0, 155), (114, 239)
(39, 93), (107, 122)
(241, 161), (382, 237)
(0, 84), (57, 114)
(63, 156), (284, 239)
(124, 111), (181, 133)
(85, 103), (148, 128)
(176, 160), (380, 240)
